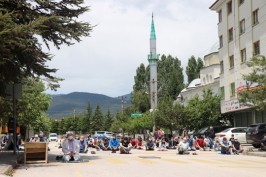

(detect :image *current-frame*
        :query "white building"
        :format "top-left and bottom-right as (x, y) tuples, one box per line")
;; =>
(176, 48), (220, 106)
(210, 0), (266, 126)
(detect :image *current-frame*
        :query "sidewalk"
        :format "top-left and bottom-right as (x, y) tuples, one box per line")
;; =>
(242, 145), (266, 157)
(0, 151), (22, 177)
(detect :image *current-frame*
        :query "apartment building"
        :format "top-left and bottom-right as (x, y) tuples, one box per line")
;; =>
(210, 0), (266, 126)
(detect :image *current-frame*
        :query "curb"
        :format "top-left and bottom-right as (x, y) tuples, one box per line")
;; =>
(0, 164), (13, 177)
(245, 152), (266, 157)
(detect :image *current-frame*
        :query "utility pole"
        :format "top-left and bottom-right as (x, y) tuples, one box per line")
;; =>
(121, 96), (126, 136)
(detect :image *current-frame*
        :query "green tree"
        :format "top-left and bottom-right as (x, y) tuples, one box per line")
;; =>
(0, 0), (92, 84)
(238, 55), (266, 110)
(104, 109), (113, 131)
(158, 55), (185, 100)
(17, 77), (51, 138)
(186, 56), (203, 84)
(185, 89), (222, 130)
(91, 105), (104, 132)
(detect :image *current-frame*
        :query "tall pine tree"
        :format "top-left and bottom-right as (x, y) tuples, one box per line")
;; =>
(91, 105), (104, 132)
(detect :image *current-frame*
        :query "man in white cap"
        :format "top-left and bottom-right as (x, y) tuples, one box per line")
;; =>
(62, 132), (80, 162)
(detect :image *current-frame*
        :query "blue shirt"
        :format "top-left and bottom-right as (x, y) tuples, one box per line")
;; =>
(109, 138), (119, 148)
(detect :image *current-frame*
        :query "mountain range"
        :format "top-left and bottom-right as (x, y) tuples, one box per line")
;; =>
(47, 92), (131, 118)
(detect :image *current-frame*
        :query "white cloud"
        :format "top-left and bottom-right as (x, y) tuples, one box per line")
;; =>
(46, 0), (218, 97)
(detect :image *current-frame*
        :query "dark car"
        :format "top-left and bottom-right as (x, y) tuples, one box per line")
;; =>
(246, 123), (266, 148)
(193, 126), (232, 138)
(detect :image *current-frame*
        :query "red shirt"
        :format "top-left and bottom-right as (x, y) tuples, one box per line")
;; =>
(130, 139), (136, 146)
(197, 139), (204, 148)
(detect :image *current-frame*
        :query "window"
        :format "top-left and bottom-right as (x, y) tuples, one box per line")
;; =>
(240, 48), (246, 63)
(220, 86), (225, 99)
(239, 0), (244, 6)
(220, 61), (224, 73)
(228, 28), (233, 42)
(219, 35), (223, 48)
(240, 19), (245, 34)
(227, 1), (232, 15)
(253, 9), (259, 25)
(230, 82), (235, 97)
(254, 41), (260, 55)
(229, 55), (234, 68)
(218, 10), (222, 23)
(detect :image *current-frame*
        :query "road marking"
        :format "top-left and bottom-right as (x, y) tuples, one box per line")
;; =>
(213, 159), (252, 164)
(187, 158), (220, 164)
(162, 158), (188, 164)
(105, 158), (127, 164)
(85, 160), (96, 165)
(75, 171), (83, 177)
(218, 165), (266, 169)
(134, 157), (156, 164)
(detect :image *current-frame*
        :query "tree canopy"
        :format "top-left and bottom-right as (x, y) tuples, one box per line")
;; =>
(186, 56), (204, 84)
(0, 0), (92, 84)
(238, 55), (266, 110)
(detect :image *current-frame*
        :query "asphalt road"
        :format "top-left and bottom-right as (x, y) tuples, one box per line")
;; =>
(13, 142), (266, 177)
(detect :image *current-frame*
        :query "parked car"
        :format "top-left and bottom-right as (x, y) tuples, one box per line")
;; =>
(193, 126), (232, 138)
(105, 132), (113, 139)
(215, 127), (247, 143)
(246, 123), (266, 148)
(93, 131), (108, 139)
(49, 133), (58, 142)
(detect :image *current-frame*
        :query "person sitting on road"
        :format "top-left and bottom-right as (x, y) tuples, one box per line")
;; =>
(229, 134), (235, 143)
(260, 135), (266, 151)
(130, 137), (137, 149)
(188, 135), (196, 151)
(62, 132), (80, 162)
(173, 137), (179, 147)
(109, 134), (119, 153)
(155, 138), (160, 148)
(97, 138), (107, 151)
(232, 139), (244, 155)
(120, 137), (133, 154)
(167, 136), (175, 149)
(103, 138), (111, 150)
(204, 135), (212, 151)
(193, 137), (203, 151)
(178, 137), (189, 155)
(197, 136), (204, 150)
(136, 136), (143, 149)
(146, 136), (155, 150)
(213, 137), (221, 151)
(159, 137), (168, 151)
(220, 137), (232, 155)
(79, 136), (87, 153)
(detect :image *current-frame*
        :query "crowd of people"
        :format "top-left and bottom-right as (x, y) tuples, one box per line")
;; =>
(60, 128), (266, 162)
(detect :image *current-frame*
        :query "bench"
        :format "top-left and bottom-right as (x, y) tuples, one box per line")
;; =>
(24, 142), (48, 164)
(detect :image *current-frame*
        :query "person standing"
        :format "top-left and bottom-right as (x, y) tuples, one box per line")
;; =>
(62, 132), (80, 162)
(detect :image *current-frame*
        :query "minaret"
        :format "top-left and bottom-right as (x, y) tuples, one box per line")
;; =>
(148, 14), (159, 114)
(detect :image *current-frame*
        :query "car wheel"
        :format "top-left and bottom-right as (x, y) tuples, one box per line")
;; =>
(252, 144), (261, 148)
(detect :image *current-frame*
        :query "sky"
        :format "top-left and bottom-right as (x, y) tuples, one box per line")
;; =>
(46, 0), (219, 97)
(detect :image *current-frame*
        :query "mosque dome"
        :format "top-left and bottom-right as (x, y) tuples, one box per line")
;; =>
(187, 78), (201, 89)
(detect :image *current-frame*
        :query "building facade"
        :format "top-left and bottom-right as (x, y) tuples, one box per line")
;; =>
(176, 50), (220, 106)
(210, 0), (266, 126)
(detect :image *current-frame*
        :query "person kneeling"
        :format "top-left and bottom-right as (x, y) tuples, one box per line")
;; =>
(178, 138), (189, 155)
(62, 132), (80, 162)
(120, 137), (132, 154)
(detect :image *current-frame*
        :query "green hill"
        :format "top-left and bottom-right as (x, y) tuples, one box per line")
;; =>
(47, 92), (131, 118)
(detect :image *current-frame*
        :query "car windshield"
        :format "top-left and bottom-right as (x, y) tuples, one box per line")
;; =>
(249, 125), (258, 127)
(96, 131), (105, 134)
(106, 133), (112, 135)
(220, 128), (231, 133)
(50, 135), (57, 137)
(199, 127), (208, 134)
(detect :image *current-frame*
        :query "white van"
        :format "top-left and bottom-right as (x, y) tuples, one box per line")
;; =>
(49, 133), (58, 142)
